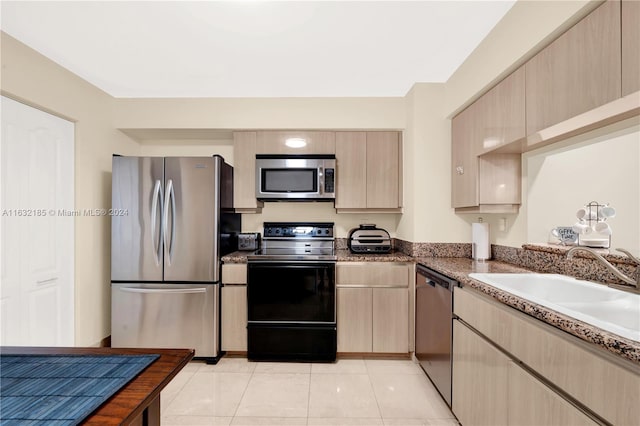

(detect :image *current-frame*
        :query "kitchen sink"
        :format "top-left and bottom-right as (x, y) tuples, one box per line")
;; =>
(468, 273), (640, 343)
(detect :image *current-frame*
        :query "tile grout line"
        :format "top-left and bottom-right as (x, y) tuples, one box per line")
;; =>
(230, 359), (256, 423)
(306, 365), (312, 426)
(161, 362), (200, 418)
(365, 360), (385, 424)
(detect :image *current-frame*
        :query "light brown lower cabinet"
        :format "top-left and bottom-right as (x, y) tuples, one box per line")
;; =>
(337, 286), (409, 354)
(507, 362), (598, 426)
(453, 320), (598, 426)
(221, 285), (247, 352)
(221, 264), (248, 352)
(336, 262), (412, 354)
(453, 287), (639, 425)
(452, 320), (509, 426)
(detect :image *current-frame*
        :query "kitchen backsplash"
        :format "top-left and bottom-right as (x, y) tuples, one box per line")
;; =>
(392, 238), (636, 287)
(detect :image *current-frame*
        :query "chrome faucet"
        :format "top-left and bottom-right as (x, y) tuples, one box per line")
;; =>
(566, 247), (640, 291)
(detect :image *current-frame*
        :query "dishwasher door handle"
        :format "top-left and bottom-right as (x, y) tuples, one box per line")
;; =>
(417, 275), (450, 290)
(416, 277), (434, 288)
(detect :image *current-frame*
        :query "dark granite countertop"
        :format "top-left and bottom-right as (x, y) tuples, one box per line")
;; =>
(416, 257), (640, 365)
(222, 249), (414, 264)
(335, 249), (413, 262)
(221, 251), (250, 263)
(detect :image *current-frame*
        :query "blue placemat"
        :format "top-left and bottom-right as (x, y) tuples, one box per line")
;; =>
(0, 353), (159, 425)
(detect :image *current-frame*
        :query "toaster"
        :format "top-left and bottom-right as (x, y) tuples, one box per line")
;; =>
(238, 233), (261, 251)
(348, 224), (392, 254)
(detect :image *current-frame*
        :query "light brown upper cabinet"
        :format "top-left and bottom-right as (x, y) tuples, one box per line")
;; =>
(233, 131), (263, 213)
(255, 131), (336, 154)
(476, 68), (526, 154)
(451, 70), (523, 212)
(335, 131), (402, 212)
(525, 0), (621, 135)
(622, 0), (640, 96)
(451, 105), (479, 209)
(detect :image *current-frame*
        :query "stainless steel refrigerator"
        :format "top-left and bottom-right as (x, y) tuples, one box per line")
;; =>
(110, 155), (239, 362)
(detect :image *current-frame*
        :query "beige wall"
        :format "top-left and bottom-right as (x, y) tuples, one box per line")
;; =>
(525, 119), (640, 253)
(114, 97), (406, 130)
(1, 32), (140, 346)
(399, 83), (470, 243)
(138, 139), (234, 161)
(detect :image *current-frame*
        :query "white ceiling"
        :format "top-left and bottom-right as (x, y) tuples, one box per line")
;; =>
(0, 1), (515, 98)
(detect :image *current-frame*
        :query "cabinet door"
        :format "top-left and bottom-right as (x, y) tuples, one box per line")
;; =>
(372, 288), (409, 353)
(366, 132), (401, 209)
(337, 287), (372, 352)
(221, 285), (247, 351)
(452, 320), (509, 426)
(335, 132), (367, 209)
(256, 131), (336, 154)
(477, 67), (526, 153)
(233, 132), (262, 212)
(478, 154), (521, 205)
(508, 362), (598, 426)
(525, 0), (621, 134)
(451, 106), (479, 208)
(622, 0), (640, 96)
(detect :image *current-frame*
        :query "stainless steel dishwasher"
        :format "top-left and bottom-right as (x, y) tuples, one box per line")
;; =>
(415, 264), (459, 406)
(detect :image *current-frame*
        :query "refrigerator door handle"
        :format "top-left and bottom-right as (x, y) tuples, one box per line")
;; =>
(150, 179), (163, 265)
(163, 179), (176, 265)
(118, 287), (207, 294)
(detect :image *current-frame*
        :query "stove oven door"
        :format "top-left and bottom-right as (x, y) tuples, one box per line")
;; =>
(247, 261), (336, 361)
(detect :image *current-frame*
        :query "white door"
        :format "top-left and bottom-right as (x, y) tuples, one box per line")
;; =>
(0, 96), (75, 346)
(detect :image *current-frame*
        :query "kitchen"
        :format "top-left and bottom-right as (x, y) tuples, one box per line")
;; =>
(1, 0), (639, 425)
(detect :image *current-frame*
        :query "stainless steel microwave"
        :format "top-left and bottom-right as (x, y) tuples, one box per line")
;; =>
(255, 155), (336, 200)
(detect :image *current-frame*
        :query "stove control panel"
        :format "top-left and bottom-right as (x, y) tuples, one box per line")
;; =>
(263, 222), (334, 238)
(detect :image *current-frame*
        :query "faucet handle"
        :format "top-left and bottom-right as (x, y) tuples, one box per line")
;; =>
(616, 248), (640, 265)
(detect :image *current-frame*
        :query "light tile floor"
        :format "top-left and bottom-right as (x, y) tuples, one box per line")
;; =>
(161, 358), (459, 426)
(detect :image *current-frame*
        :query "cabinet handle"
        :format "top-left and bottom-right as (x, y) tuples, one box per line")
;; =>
(456, 166), (464, 175)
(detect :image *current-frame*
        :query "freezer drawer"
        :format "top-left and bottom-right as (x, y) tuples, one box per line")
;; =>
(111, 283), (219, 358)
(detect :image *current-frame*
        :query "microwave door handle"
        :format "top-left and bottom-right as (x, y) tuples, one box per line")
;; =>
(319, 167), (324, 195)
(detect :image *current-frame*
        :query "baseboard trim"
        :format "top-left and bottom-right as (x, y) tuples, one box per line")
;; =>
(100, 335), (111, 348)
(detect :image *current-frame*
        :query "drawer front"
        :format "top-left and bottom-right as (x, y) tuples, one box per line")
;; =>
(336, 262), (411, 287)
(222, 264), (247, 284)
(454, 287), (640, 425)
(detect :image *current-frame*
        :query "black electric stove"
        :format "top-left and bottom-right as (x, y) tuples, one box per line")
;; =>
(246, 223), (337, 362)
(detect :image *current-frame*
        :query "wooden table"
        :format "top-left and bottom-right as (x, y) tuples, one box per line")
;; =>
(1, 346), (194, 425)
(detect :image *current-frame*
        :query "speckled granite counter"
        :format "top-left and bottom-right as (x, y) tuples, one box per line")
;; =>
(416, 257), (640, 365)
(221, 249), (413, 263)
(335, 249), (413, 262)
(221, 251), (250, 263)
